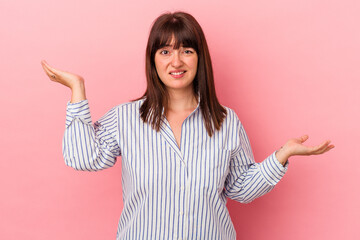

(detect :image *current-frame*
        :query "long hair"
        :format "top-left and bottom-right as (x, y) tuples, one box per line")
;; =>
(136, 11), (227, 137)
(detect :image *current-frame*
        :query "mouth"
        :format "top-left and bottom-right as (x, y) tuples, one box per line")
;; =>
(170, 70), (186, 75)
(169, 70), (187, 78)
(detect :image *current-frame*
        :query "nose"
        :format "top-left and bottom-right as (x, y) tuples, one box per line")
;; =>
(171, 51), (183, 68)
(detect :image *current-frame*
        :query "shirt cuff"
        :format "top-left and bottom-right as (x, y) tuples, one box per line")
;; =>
(65, 99), (92, 128)
(259, 151), (289, 186)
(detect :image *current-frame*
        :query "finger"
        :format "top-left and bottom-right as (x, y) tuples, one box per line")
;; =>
(42, 61), (63, 81)
(41, 60), (52, 68)
(41, 63), (57, 80)
(304, 140), (328, 154)
(42, 61), (62, 81)
(320, 143), (335, 153)
(41, 60), (54, 72)
(299, 135), (309, 143)
(41, 64), (55, 78)
(321, 145), (335, 154)
(41, 60), (51, 70)
(312, 141), (332, 154)
(42, 60), (63, 76)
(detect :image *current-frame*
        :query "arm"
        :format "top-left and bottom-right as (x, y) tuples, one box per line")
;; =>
(41, 60), (121, 171)
(63, 99), (121, 171)
(224, 122), (288, 203)
(224, 121), (334, 204)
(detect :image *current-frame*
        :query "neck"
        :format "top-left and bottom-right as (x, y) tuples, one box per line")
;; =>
(166, 87), (198, 112)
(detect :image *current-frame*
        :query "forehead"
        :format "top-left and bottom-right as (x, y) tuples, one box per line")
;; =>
(166, 37), (176, 46)
(157, 31), (196, 50)
(160, 39), (187, 48)
(160, 35), (183, 48)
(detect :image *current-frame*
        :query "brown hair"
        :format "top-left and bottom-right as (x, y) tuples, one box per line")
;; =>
(136, 11), (227, 137)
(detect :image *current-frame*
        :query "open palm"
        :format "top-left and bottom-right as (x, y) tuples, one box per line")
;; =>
(41, 60), (84, 89)
(283, 135), (334, 156)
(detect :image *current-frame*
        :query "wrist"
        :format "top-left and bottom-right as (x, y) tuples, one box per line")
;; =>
(70, 80), (86, 103)
(70, 78), (85, 90)
(275, 146), (291, 166)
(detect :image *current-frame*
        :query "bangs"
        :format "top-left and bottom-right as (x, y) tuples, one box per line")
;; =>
(154, 20), (199, 52)
(142, 11), (226, 137)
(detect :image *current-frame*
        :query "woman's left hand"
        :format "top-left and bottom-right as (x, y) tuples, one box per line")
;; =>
(275, 135), (335, 166)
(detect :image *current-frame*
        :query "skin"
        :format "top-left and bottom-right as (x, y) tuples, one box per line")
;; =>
(40, 45), (334, 165)
(154, 42), (200, 148)
(154, 44), (198, 100)
(41, 60), (86, 103)
(275, 135), (334, 165)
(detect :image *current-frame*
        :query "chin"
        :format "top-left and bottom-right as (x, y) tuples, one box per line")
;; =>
(165, 83), (193, 91)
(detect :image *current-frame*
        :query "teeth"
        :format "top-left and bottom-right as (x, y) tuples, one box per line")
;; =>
(170, 71), (184, 75)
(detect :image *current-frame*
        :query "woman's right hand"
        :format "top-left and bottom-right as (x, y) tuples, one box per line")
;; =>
(41, 60), (84, 89)
(41, 60), (86, 103)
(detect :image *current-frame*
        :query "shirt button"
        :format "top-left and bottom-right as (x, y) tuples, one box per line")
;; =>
(179, 211), (184, 215)
(180, 186), (185, 191)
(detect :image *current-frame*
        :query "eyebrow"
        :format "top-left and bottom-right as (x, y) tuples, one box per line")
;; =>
(159, 44), (193, 49)
(161, 44), (174, 47)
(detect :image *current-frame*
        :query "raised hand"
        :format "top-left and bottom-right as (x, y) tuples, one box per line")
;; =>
(41, 60), (86, 103)
(275, 135), (335, 166)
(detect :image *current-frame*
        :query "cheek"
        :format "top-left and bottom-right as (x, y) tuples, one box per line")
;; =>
(190, 58), (198, 73)
(154, 58), (167, 74)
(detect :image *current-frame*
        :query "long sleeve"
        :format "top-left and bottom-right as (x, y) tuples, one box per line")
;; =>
(62, 99), (121, 171)
(224, 120), (289, 203)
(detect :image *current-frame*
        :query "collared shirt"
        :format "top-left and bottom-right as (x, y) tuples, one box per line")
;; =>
(63, 98), (288, 240)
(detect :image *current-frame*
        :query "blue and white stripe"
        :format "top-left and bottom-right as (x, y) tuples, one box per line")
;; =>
(63, 99), (288, 240)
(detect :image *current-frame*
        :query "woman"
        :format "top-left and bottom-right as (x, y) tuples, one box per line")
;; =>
(41, 11), (334, 240)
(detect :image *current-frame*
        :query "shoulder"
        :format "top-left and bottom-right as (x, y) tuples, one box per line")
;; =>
(99, 99), (144, 122)
(221, 105), (242, 128)
(112, 98), (145, 113)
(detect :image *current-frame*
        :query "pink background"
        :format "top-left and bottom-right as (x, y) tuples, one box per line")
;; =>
(1, 0), (359, 239)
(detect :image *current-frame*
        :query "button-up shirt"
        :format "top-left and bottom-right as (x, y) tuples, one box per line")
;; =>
(63, 98), (288, 240)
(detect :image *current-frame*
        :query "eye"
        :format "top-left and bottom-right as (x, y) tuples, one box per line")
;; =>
(184, 49), (195, 54)
(160, 50), (169, 55)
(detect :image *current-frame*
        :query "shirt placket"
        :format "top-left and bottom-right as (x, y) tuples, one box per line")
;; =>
(160, 106), (199, 240)
(174, 156), (190, 240)
(159, 122), (189, 240)
(176, 115), (196, 240)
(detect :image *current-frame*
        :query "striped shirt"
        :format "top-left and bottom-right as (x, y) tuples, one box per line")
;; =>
(63, 98), (288, 240)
